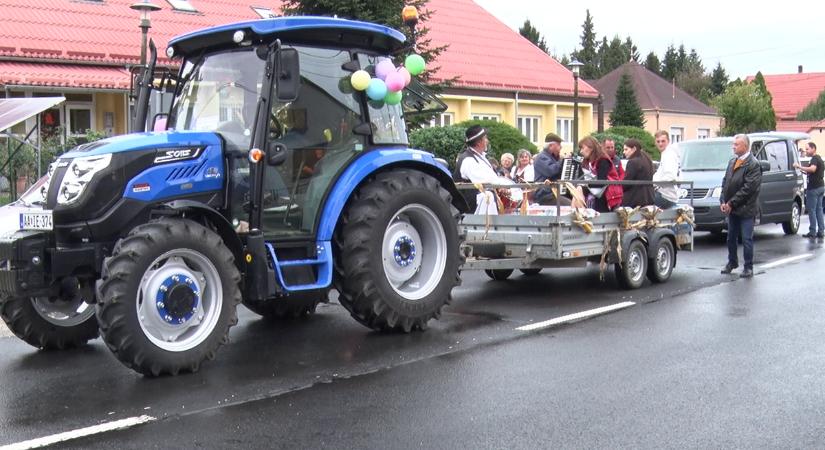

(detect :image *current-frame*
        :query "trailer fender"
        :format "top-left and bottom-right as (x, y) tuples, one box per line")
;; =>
(613, 229), (647, 265)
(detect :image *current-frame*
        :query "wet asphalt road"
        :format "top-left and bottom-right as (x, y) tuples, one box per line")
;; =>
(2, 221), (825, 449)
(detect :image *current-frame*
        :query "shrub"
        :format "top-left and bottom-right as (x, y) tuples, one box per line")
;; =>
(408, 125), (467, 169)
(606, 126), (659, 160)
(457, 119), (537, 162)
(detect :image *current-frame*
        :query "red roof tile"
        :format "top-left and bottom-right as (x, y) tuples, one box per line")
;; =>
(0, 0), (588, 96)
(746, 73), (825, 120)
(0, 61), (130, 90)
(426, 0), (597, 97)
(776, 120), (825, 133)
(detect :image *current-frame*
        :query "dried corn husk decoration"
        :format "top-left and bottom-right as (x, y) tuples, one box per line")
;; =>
(631, 205), (663, 229)
(614, 206), (640, 230)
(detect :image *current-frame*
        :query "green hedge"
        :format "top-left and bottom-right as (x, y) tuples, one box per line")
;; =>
(409, 120), (538, 169)
(605, 126), (659, 161)
(591, 132), (628, 157)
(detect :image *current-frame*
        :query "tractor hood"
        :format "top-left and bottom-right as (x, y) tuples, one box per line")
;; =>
(60, 131), (223, 159)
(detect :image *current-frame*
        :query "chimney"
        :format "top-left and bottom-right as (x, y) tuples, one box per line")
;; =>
(798, 65), (803, 74)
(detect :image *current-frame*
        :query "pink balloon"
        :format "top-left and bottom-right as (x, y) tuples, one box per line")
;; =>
(397, 67), (412, 86)
(385, 71), (405, 92)
(375, 59), (396, 80)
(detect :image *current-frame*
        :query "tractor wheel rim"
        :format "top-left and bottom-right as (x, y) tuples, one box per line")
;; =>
(136, 249), (222, 352)
(382, 204), (447, 300)
(31, 296), (94, 327)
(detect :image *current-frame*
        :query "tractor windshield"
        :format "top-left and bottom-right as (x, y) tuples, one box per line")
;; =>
(170, 49), (264, 151)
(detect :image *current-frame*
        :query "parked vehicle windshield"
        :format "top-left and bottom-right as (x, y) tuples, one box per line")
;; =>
(170, 49), (264, 151)
(680, 140), (733, 171)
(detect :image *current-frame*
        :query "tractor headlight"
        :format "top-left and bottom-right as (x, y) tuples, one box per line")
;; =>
(57, 154), (112, 205)
(711, 186), (723, 198)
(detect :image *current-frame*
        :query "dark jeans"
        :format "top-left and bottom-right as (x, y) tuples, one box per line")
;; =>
(805, 186), (825, 234)
(727, 213), (754, 270)
(654, 191), (676, 209)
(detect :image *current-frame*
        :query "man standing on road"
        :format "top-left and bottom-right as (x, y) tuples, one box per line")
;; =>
(603, 138), (625, 179)
(533, 133), (565, 204)
(793, 142), (824, 238)
(720, 134), (762, 278)
(652, 131), (680, 209)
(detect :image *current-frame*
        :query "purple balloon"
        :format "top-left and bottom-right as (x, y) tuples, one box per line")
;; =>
(385, 71), (405, 92)
(375, 59), (396, 81)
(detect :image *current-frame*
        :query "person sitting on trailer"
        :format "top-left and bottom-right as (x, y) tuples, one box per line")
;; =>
(534, 133), (571, 206)
(453, 125), (501, 215)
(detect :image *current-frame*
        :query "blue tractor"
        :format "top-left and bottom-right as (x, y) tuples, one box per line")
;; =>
(0, 14), (465, 375)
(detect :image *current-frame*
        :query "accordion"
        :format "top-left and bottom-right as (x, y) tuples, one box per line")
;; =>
(559, 158), (583, 195)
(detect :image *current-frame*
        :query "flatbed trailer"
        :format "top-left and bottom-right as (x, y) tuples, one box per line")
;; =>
(458, 181), (695, 289)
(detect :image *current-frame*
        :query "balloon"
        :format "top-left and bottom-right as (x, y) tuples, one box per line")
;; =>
(384, 90), (403, 105)
(338, 77), (354, 94)
(350, 70), (371, 91)
(366, 78), (388, 101)
(397, 67), (412, 86)
(405, 54), (426, 76)
(375, 59), (396, 80)
(385, 71), (405, 92)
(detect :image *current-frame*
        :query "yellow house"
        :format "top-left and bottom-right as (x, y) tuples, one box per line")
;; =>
(426, 0), (598, 152)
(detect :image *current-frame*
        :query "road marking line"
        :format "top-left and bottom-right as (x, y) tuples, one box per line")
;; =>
(516, 301), (636, 332)
(759, 253), (813, 270)
(0, 415), (156, 450)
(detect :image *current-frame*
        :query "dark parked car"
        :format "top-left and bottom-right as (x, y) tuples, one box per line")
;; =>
(676, 132), (807, 235)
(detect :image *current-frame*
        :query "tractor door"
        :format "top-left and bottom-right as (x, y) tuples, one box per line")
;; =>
(258, 46), (366, 240)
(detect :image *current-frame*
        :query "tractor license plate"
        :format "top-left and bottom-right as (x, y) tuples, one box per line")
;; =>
(20, 211), (53, 231)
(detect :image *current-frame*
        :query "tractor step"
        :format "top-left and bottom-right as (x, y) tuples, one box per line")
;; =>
(265, 242), (332, 292)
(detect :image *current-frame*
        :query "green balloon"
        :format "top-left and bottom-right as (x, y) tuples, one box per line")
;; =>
(405, 54), (426, 76)
(385, 90), (403, 105)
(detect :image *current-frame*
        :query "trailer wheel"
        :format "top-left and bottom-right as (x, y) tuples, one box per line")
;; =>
(0, 292), (98, 350)
(615, 239), (647, 289)
(519, 268), (542, 276)
(647, 238), (675, 283)
(97, 218), (241, 376)
(334, 169), (461, 332)
(243, 289), (327, 319)
(485, 269), (513, 280)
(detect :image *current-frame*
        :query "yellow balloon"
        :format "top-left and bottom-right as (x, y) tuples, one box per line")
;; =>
(351, 70), (371, 91)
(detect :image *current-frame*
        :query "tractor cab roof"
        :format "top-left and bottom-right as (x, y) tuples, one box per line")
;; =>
(168, 16), (407, 58)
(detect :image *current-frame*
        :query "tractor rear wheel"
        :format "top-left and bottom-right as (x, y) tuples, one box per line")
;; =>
(334, 169), (461, 332)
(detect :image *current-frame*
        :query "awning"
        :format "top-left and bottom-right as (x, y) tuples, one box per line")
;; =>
(0, 61), (131, 91)
(0, 97), (65, 132)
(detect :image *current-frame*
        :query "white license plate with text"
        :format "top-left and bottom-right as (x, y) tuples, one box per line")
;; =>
(20, 212), (53, 231)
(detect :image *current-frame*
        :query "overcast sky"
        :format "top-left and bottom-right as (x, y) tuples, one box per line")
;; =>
(474, 0), (824, 79)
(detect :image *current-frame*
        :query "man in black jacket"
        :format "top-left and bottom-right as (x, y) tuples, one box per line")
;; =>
(720, 134), (762, 278)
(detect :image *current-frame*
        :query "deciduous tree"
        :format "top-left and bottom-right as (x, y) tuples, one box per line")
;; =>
(712, 82), (776, 135)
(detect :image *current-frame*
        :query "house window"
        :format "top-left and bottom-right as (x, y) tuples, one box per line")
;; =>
(251, 6), (276, 18)
(670, 127), (684, 143)
(425, 112), (454, 128)
(67, 105), (94, 138)
(556, 118), (573, 142)
(471, 114), (499, 122)
(697, 128), (710, 139)
(517, 116), (540, 144)
(166, 0), (197, 12)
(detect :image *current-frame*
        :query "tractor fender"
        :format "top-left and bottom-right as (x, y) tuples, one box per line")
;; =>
(644, 228), (677, 264)
(316, 148), (467, 242)
(158, 200), (244, 266)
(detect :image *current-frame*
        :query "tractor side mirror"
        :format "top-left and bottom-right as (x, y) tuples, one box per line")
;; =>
(267, 142), (288, 166)
(275, 48), (300, 102)
(759, 160), (771, 172)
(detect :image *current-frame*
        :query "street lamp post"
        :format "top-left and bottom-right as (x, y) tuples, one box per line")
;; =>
(130, 1), (161, 67)
(568, 59), (584, 150)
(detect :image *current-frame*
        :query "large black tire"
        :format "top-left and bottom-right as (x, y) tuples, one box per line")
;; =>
(485, 269), (514, 280)
(0, 293), (98, 350)
(333, 169), (461, 332)
(519, 268), (542, 276)
(615, 239), (648, 290)
(782, 200), (801, 235)
(471, 240), (506, 258)
(646, 238), (675, 283)
(96, 218), (241, 376)
(243, 289), (327, 320)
